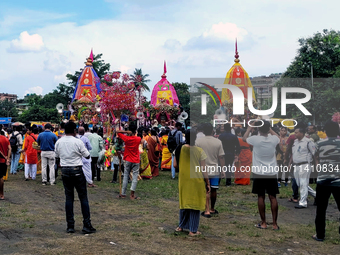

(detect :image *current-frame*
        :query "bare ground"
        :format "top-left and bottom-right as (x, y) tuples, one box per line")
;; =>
(0, 170), (339, 255)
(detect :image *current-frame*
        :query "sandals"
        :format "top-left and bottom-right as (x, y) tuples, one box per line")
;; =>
(255, 223), (267, 229)
(288, 198), (298, 203)
(175, 227), (183, 232)
(201, 212), (211, 218)
(188, 231), (202, 237)
(131, 196), (140, 200)
(117, 195), (126, 199)
(210, 209), (219, 215)
(312, 234), (324, 242)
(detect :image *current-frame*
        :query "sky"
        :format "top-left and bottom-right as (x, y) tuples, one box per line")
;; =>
(0, 0), (339, 99)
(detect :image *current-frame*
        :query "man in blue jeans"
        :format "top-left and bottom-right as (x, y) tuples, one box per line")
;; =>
(55, 122), (95, 234)
(116, 124), (141, 200)
(170, 122), (183, 179)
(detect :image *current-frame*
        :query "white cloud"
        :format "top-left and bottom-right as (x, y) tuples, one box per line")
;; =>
(24, 86), (43, 96)
(1, 0), (340, 100)
(183, 22), (256, 51)
(203, 22), (248, 41)
(163, 39), (181, 51)
(7, 31), (44, 53)
(119, 65), (131, 73)
(44, 51), (71, 73)
(54, 71), (72, 82)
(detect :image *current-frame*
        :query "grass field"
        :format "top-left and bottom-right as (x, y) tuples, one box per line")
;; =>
(0, 170), (339, 254)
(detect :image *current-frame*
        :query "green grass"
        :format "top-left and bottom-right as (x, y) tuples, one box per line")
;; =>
(1, 170), (339, 255)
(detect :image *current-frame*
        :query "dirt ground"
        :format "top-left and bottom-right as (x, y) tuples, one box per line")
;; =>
(0, 170), (339, 255)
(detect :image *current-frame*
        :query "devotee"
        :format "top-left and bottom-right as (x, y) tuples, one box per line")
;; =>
(0, 124), (8, 138)
(243, 121), (280, 230)
(83, 124), (92, 138)
(234, 128), (252, 185)
(110, 137), (125, 183)
(317, 126), (327, 139)
(169, 122), (183, 179)
(218, 123), (240, 186)
(313, 120), (340, 241)
(137, 128), (152, 179)
(88, 126), (103, 182)
(9, 125), (23, 175)
(196, 124), (205, 139)
(37, 124), (58, 185)
(160, 127), (171, 171)
(0, 131), (11, 200)
(55, 121), (95, 234)
(117, 124), (142, 200)
(142, 128), (150, 142)
(285, 126), (300, 203)
(291, 127), (317, 209)
(147, 127), (160, 177)
(174, 129), (209, 236)
(196, 123), (225, 218)
(57, 123), (66, 139)
(23, 126), (38, 181)
(277, 127), (289, 187)
(78, 127), (95, 188)
(307, 125), (320, 143)
(307, 125), (320, 184)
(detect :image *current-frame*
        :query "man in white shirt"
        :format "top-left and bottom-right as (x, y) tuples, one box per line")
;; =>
(196, 123), (225, 218)
(55, 122), (96, 234)
(243, 120), (280, 230)
(291, 127), (316, 209)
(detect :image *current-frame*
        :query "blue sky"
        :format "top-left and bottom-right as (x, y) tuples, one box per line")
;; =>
(0, 0), (339, 98)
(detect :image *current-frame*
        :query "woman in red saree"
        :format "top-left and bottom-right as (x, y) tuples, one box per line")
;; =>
(234, 128), (252, 185)
(147, 128), (160, 177)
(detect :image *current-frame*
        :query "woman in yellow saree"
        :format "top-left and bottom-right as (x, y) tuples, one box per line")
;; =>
(138, 129), (152, 179)
(160, 128), (171, 170)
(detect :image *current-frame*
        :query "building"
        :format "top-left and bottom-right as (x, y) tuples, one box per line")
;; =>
(0, 93), (17, 103)
(250, 73), (282, 108)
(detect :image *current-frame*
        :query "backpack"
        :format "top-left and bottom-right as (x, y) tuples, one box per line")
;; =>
(167, 130), (178, 153)
(9, 133), (20, 153)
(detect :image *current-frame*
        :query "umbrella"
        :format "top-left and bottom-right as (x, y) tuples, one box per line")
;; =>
(12, 122), (24, 126)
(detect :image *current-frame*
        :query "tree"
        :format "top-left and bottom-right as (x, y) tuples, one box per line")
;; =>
(274, 29), (340, 123)
(172, 82), (190, 112)
(284, 29), (340, 78)
(129, 68), (150, 92)
(0, 99), (18, 118)
(189, 101), (215, 124)
(19, 105), (59, 123)
(61, 53), (111, 99)
(41, 91), (69, 109)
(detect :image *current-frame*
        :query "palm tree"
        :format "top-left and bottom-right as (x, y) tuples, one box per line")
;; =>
(130, 68), (151, 108)
(130, 68), (151, 92)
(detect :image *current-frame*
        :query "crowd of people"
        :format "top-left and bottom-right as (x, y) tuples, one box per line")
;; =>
(0, 119), (339, 241)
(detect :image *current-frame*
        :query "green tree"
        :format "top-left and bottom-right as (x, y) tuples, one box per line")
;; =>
(172, 82), (190, 113)
(0, 99), (18, 118)
(26, 94), (43, 106)
(19, 105), (59, 123)
(284, 29), (340, 78)
(274, 29), (340, 123)
(41, 91), (69, 109)
(129, 68), (151, 92)
(189, 101), (215, 125)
